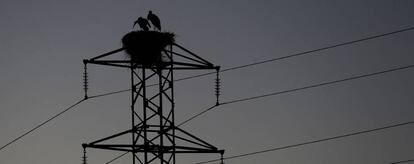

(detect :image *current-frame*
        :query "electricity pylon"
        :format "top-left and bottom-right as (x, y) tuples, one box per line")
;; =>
(82, 40), (224, 164)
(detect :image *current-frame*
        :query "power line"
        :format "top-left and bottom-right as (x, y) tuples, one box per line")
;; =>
(194, 120), (414, 164)
(105, 152), (128, 164)
(88, 26), (414, 99)
(219, 26), (414, 73)
(177, 105), (218, 127)
(390, 159), (414, 164)
(88, 89), (131, 99)
(0, 87), (131, 152)
(0, 98), (85, 151)
(180, 63), (414, 126)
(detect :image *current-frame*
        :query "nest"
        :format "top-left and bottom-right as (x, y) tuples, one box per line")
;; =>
(122, 31), (175, 66)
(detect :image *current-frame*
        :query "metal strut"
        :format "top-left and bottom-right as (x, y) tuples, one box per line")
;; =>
(83, 60), (89, 100)
(215, 67), (221, 106)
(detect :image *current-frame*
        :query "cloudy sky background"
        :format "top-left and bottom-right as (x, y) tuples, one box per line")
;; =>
(1, 0), (414, 164)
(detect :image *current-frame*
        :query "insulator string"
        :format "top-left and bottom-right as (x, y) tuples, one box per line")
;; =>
(215, 68), (221, 106)
(82, 146), (87, 164)
(220, 152), (225, 164)
(83, 62), (89, 100)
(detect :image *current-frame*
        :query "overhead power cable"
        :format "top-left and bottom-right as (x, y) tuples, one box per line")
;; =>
(89, 26), (414, 99)
(194, 120), (414, 164)
(177, 105), (218, 127)
(0, 98), (85, 152)
(104, 152), (128, 164)
(180, 63), (414, 126)
(390, 159), (414, 164)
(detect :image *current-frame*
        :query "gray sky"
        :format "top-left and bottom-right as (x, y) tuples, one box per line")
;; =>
(1, 0), (414, 164)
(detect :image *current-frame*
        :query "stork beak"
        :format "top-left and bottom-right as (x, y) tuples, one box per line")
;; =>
(133, 22), (137, 28)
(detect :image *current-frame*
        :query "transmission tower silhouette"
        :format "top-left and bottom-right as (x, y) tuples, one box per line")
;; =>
(81, 30), (224, 164)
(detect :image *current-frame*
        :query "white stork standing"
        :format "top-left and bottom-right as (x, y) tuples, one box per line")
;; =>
(147, 10), (161, 31)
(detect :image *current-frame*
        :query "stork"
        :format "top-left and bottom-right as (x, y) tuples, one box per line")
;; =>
(147, 10), (161, 31)
(133, 17), (151, 31)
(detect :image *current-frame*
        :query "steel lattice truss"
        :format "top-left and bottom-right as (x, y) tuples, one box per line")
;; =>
(82, 43), (223, 164)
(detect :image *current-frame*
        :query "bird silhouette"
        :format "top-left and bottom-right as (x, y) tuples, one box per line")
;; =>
(133, 17), (151, 31)
(147, 10), (161, 31)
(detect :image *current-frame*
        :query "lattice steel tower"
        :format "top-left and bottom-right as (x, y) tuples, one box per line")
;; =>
(81, 31), (224, 164)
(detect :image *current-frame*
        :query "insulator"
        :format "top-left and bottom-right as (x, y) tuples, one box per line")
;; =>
(83, 63), (89, 99)
(82, 147), (87, 164)
(219, 152), (225, 164)
(215, 69), (221, 106)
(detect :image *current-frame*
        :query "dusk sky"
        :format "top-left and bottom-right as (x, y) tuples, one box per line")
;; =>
(1, 0), (414, 164)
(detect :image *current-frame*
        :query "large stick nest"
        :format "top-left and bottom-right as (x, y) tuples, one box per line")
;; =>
(122, 31), (175, 66)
